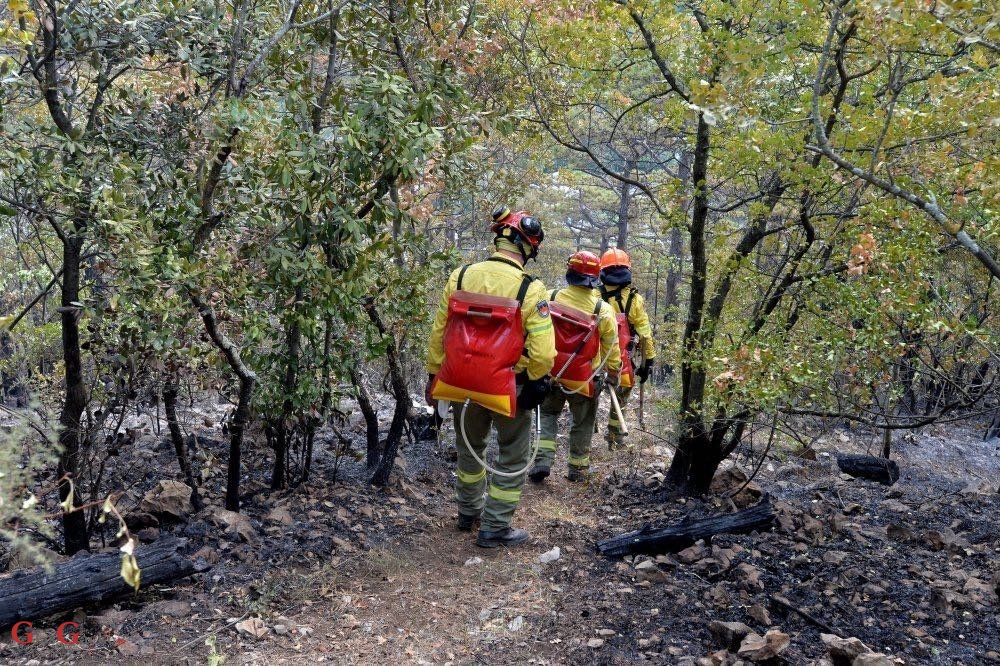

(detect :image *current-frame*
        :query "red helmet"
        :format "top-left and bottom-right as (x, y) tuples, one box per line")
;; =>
(600, 247), (631, 269)
(491, 205), (544, 258)
(567, 251), (601, 278)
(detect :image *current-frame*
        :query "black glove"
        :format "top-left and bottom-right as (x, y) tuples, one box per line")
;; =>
(517, 376), (551, 411)
(636, 360), (653, 384)
(424, 374), (436, 406)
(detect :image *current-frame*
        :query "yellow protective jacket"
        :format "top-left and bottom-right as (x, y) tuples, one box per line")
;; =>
(550, 285), (622, 374)
(426, 253), (556, 381)
(600, 285), (656, 362)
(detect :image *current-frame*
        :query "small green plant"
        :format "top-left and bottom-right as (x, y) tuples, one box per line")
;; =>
(205, 634), (226, 666)
(0, 407), (59, 569)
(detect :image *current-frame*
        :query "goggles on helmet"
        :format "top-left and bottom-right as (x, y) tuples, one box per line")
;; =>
(491, 206), (544, 253)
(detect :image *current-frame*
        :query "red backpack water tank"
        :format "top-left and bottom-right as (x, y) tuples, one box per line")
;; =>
(431, 290), (525, 417)
(549, 298), (601, 396)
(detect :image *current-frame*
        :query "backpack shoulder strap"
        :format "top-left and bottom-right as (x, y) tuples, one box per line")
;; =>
(457, 264), (471, 291)
(550, 288), (560, 301)
(592, 298), (602, 316)
(600, 285), (625, 310)
(515, 274), (536, 305)
(624, 289), (637, 319)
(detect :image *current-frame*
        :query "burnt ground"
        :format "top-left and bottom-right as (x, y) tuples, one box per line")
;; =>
(1, 388), (998, 665)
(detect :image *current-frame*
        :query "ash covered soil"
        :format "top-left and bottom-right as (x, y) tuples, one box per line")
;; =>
(2, 396), (997, 665)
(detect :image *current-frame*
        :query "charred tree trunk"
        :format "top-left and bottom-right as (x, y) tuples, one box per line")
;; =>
(597, 497), (776, 557)
(984, 410), (1000, 441)
(191, 294), (255, 512)
(162, 377), (202, 510)
(836, 454), (900, 485)
(669, 115), (717, 494)
(0, 537), (204, 626)
(352, 366), (381, 469)
(365, 302), (413, 487)
(271, 285), (304, 490)
(57, 232), (89, 555)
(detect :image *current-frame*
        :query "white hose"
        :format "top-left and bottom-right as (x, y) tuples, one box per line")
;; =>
(458, 398), (540, 478)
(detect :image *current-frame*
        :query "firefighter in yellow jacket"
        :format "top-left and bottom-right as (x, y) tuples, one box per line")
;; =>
(599, 248), (656, 448)
(529, 251), (621, 483)
(425, 206), (556, 548)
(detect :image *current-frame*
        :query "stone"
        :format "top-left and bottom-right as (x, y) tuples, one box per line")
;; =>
(677, 544), (707, 564)
(747, 604), (771, 626)
(737, 629), (790, 661)
(854, 654), (896, 666)
(821, 633), (873, 661)
(708, 620), (753, 651)
(235, 617), (268, 639)
(139, 480), (194, 520)
(265, 506), (294, 526)
(207, 506), (257, 543)
(538, 547), (561, 564)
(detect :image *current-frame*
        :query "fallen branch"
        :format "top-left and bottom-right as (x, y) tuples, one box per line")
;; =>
(0, 536), (206, 627)
(836, 454), (900, 485)
(596, 496), (776, 557)
(769, 594), (839, 634)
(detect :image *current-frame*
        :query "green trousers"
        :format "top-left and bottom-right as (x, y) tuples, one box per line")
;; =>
(607, 384), (634, 443)
(453, 401), (531, 532)
(537, 386), (598, 472)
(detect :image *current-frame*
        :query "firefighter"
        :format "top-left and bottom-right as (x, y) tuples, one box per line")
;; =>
(425, 206), (556, 548)
(599, 248), (656, 448)
(529, 251), (621, 483)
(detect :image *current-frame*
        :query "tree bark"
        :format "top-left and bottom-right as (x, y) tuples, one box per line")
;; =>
(669, 114), (718, 493)
(0, 537), (204, 626)
(352, 366), (381, 469)
(597, 497), (776, 557)
(57, 232), (89, 555)
(190, 294), (255, 512)
(365, 302), (413, 487)
(162, 377), (202, 510)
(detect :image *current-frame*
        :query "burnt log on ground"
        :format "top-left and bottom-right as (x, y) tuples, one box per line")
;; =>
(0, 537), (205, 627)
(597, 496), (776, 557)
(836, 453), (900, 485)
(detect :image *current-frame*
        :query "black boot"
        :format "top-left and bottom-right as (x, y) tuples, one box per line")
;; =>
(528, 465), (550, 483)
(457, 512), (480, 532)
(475, 527), (530, 548)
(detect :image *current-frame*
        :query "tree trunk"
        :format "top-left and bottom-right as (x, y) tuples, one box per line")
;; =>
(669, 115), (716, 493)
(597, 497), (776, 557)
(365, 303), (413, 487)
(615, 160), (635, 250)
(57, 233), (89, 555)
(0, 537), (203, 626)
(227, 376), (254, 511)
(190, 294), (256, 512)
(352, 365), (381, 468)
(162, 377), (202, 510)
(271, 286), (303, 490)
(985, 411), (1000, 441)
(836, 454), (900, 485)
